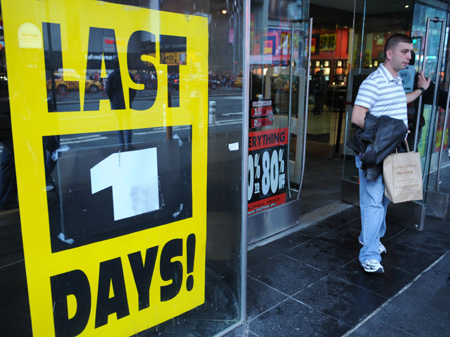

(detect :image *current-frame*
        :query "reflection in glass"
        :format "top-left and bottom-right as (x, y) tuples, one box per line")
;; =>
(45, 127), (192, 252)
(0, 48), (17, 211)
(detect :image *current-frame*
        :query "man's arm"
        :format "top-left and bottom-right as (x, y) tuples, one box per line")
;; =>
(406, 88), (425, 103)
(406, 70), (431, 103)
(351, 104), (369, 129)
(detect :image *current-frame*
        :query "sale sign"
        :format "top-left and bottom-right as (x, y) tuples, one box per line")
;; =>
(2, 1), (208, 336)
(248, 128), (288, 215)
(250, 100), (274, 129)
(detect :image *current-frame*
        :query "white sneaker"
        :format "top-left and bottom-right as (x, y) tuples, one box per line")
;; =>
(51, 145), (70, 161)
(361, 259), (384, 273)
(359, 240), (387, 255)
(57, 145), (70, 152)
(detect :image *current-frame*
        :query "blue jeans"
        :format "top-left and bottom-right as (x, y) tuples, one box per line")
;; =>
(118, 130), (132, 148)
(355, 155), (389, 263)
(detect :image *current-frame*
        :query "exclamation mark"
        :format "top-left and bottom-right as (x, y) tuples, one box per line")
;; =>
(186, 234), (196, 291)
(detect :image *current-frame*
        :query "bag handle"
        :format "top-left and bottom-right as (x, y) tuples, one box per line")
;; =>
(395, 141), (410, 154)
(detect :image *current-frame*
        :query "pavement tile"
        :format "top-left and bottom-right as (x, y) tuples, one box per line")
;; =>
(294, 275), (387, 326)
(390, 228), (450, 256)
(249, 298), (350, 337)
(380, 241), (440, 275)
(350, 255), (450, 337)
(317, 206), (361, 226)
(299, 220), (344, 238)
(331, 260), (416, 298)
(383, 221), (408, 240)
(247, 245), (279, 268)
(345, 215), (408, 242)
(248, 254), (326, 296)
(347, 321), (414, 337)
(222, 324), (248, 337)
(264, 231), (312, 252)
(317, 225), (361, 254)
(332, 206), (361, 222)
(421, 216), (450, 237)
(286, 238), (357, 272)
(346, 217), (361, 230)
(246, 275), (288, 320)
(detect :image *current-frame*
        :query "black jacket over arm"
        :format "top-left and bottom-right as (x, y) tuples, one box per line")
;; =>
(347, 113), (408, 181)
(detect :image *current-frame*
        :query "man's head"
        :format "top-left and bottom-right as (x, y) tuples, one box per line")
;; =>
(384, 33), (414, 75)
(384, 34), (413, 57)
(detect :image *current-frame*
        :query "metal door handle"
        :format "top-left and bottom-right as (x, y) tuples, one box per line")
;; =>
(297, 17), (313, 200)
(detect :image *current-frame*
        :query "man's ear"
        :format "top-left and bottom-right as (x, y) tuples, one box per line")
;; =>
(385, 49), (393, 60)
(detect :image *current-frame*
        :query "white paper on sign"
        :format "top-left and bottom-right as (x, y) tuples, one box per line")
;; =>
(228, 142), (239, 151)
(90, 148), (159, 221)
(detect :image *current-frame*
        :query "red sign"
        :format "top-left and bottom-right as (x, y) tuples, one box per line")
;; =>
(248, 128), (288, 151)
(250, 100), (274, 129)
(251, 117), (273, 128)
(248, 193), (286, 215)
(248, 128), (288, 215)
(251, 105), (273, 117)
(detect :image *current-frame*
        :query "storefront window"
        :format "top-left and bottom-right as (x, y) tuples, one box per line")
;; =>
(0, 1), (245, 336)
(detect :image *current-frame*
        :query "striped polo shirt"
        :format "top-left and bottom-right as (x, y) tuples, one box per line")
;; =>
(354, 63), (408, 126)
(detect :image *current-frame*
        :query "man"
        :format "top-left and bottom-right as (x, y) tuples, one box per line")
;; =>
(312, 70), (326, 115)
(106, 59), (136, 151)
(351, 34), (430, 273)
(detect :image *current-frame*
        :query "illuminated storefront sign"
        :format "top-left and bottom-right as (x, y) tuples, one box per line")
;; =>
(3, 0), (208, 336)
(320, 33), (336, 51)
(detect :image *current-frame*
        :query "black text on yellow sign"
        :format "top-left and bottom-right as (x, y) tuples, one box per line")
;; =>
(2, 0), (208, 336)
(51, 234), (197, 336)
(43, 23), (186, 111)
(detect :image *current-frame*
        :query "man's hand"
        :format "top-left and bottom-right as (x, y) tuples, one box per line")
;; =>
(406, 71), (431, 103)
(417, 70), (431, 90)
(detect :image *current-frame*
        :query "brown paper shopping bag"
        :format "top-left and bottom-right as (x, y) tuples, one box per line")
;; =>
(383, 144), (423, 204)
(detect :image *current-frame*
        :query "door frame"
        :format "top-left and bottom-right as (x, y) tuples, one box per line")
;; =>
(247, 17), (313, 245)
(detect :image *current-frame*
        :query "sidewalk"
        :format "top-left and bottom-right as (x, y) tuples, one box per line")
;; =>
(346, 251), (450, 337)
(243, 205), (450, 337)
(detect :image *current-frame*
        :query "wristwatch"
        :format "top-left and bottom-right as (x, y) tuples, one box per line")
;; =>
(418, 87), (426, 94)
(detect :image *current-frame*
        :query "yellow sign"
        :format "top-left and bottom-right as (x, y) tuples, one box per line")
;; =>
(3, 1), (208, 336)
(320, 33), (336, 51)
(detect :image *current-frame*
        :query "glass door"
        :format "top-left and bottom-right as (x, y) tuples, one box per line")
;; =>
(412, 9), (450, 220)
(247, 0), (311, 244)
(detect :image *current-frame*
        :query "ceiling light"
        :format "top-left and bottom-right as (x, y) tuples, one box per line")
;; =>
(222, 9), (227, 15)
(405, 4), (410, 8)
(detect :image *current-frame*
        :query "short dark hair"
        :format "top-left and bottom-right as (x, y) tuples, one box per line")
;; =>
(384, 34), (413, 57)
